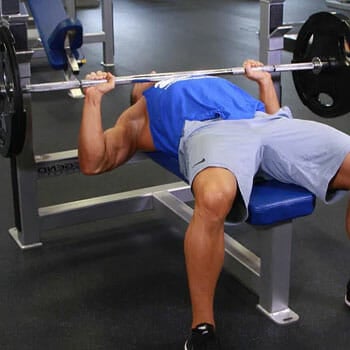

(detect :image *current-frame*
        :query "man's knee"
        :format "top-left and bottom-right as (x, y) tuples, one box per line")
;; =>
(198, 187), (236, 219)
(330, 152), (350, 190)
(193, 168), (237, 221)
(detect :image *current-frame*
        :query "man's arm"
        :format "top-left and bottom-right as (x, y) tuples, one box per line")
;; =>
(78, 71), (136, 175)
(243, 59), (281, 114)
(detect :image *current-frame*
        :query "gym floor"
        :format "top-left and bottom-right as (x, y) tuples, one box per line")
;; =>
(1, 0), (350, 349)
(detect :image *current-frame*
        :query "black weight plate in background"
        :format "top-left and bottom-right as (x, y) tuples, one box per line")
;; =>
(292, 12), (350, 118)
(0, 20), (25, 157)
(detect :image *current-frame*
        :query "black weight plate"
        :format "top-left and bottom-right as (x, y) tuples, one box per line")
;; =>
(292, 12), (350, 118)
(0, 20), (25, 157)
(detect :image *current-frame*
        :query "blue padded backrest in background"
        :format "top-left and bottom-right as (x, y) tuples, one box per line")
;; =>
(27, 0), (67, 48)
(48, 18), (83, 51)
(27, 0), (82, 70)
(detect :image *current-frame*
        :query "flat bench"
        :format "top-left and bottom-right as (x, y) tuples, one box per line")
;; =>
(27, 0), (83, 70)
(148, 151), (315, 324)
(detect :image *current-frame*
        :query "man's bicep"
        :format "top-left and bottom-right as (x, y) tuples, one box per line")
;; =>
(104, 125), (136, 168)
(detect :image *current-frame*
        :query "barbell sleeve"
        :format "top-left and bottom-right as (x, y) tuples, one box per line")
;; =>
(24, 57), (324, 93)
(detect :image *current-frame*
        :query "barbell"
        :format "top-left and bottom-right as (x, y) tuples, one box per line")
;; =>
(1, 11), (350, 158)
(24, 59), (322, 93)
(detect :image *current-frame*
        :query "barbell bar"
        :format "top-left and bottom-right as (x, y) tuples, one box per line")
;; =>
(24, 58), (323, 93)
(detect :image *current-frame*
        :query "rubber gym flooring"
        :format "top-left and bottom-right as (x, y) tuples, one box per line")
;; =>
(0, 0), (350, 349)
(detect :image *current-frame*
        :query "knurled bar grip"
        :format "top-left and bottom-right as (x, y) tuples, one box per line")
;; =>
(24, 58), (323, 93)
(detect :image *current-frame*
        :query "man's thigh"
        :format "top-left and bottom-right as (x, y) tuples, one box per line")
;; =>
(179, 120), (264, 222)
(260, 118), (350, 202)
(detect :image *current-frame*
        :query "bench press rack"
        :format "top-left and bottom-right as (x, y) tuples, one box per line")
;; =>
(326, 0), (350, 11)
(3, 0), (317, 326)
(3, 0), (115, 67)
(63, 0), (115, 67)
(259, 0), (309, 98)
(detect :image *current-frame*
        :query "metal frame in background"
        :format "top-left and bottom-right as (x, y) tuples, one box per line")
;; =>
(24, 0), (115, 67)
(259, 0), (308, 102)
(326, 0), (350, 11)
(64, 0), (115, 67)
(259, 0), (289, 101)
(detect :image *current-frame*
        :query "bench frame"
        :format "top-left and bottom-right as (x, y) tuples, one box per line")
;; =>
(154, 189), (299, 324)
(10, 149), (299, 324)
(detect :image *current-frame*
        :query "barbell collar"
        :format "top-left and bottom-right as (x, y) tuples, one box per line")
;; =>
(24, 57), (325, 93)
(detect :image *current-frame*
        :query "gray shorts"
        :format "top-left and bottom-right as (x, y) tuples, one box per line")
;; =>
(178, 107), (350, 223)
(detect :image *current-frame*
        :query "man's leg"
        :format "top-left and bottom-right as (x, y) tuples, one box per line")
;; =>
(184, 167), (237, 328)
(328, 152), (350, 307)
(328, 152), (350, 236)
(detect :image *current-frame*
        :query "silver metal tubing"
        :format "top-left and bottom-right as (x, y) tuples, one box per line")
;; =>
(24, 58), (324, 93)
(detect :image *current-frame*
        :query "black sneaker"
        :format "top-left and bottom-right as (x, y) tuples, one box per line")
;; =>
(345, 279), (350, 308)
(184, 323), (221, 350)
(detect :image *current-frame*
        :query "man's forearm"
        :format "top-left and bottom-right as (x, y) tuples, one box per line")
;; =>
(258, 77), (280, 114)
(78, 93), (107, 174)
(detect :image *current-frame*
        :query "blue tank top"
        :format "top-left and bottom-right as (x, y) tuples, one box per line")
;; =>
(143, 76), (265, 156)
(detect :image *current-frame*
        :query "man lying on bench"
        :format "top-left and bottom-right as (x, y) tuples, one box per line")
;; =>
(78, 60), (350, 350)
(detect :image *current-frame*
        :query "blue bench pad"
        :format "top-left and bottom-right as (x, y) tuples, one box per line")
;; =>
(247, 180), (315, 225)
(147, 151), (315, 225)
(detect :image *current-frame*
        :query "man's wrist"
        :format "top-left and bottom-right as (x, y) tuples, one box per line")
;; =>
(257, 75), (273, 88)
(84, 89), (104, 104)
